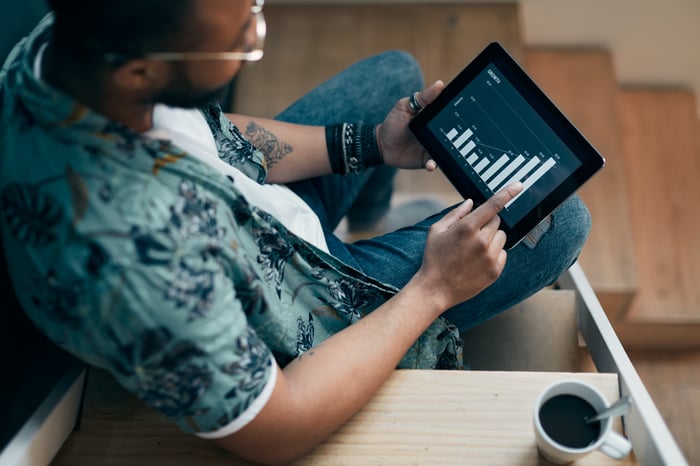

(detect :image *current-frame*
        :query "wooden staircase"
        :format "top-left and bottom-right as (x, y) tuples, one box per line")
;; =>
(616, 89), (700, 322)
(525, 50), (700, 348)
(613, 89), (700, 348)
(234, 3), (700, 350)
(524, 49), (638, 319)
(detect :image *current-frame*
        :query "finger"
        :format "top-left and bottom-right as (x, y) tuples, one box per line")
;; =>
(481, 212), (501, 235)
(433, 199), (474, 232)
(469, 182), (523, 227)
(420, 80), (445, 106)
(421, 152), (437, 171)
(491, 229), (507, 252)
(488, 230), (508, 271)
(496, 248), (508, 272)
(477, 213), (502, 247)
(407, 81), (445, 113)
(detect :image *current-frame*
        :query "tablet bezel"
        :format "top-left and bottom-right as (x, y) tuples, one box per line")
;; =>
(409, 42), (605, 249)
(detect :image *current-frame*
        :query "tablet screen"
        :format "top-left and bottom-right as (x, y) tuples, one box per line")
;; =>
(425, 64), (582, 228)
(409, 42), (604, 248)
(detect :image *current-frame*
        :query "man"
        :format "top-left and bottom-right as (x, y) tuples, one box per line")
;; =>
(0, 0), (591, 464)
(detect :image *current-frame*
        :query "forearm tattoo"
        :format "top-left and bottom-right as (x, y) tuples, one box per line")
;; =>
(245, 121), (293, 167)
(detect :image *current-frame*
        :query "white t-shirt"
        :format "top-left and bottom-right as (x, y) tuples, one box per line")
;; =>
(146, 105), (329, 252)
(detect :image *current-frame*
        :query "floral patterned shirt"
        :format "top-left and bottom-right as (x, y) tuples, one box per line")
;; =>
(0, 15), (462, 437)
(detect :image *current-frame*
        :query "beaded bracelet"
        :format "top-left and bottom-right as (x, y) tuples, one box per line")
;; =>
(325, 122), (383, 175)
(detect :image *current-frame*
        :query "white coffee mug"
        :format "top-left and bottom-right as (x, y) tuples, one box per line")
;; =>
(533, 379), (632, 464)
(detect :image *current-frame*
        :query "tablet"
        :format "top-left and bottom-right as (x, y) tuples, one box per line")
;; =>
(409, 42), (605, 249)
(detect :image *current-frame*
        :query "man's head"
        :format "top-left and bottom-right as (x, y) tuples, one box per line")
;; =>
(47, 0), (259, 109)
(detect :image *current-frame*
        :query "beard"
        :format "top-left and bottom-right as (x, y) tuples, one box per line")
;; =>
(155, 82), (230, 109)
(151, 64), (232, 109)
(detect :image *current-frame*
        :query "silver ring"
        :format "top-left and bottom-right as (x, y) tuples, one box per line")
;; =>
(408, 91), (424, 113)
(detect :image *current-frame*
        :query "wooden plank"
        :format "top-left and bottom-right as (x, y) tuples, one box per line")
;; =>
(613, 320), (700, 350)
(617, 89), (700, 320)
(52, 369), (630, 466)
(234, 3), (524, 118)
(297, 371), (628, 465)
(525, 49), (637, 319)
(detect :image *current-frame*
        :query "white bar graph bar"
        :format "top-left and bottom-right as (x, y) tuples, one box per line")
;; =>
(467, 153), (479, 165)
(474, 158), (490, 174)
(505, 157), (557, 208)
(453, 128), (474, 149)
(481, 154), (510, 183)
(487, 155), (525, 191)
(498, 156), (541, 193)
(459, 140), (477, 157)
(446, 128), (459, 141)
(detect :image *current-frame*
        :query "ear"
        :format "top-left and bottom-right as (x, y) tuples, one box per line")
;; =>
(112, 59), (169, 91)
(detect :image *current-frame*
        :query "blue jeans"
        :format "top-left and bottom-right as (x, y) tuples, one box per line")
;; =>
(276, 51), (591, 332)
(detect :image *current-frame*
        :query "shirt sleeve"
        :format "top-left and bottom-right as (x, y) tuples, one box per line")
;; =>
(195, 360), (278, 439)
(2, 136), (279, 437)
(88, 238), (278, 437)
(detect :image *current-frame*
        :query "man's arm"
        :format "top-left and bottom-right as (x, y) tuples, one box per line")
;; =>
(225, 114), (331, 183)
(224, 79), (446, 184)
(213, 184), (523, 465)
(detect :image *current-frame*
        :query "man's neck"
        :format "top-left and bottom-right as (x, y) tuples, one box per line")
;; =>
(42, 42), (155, 133)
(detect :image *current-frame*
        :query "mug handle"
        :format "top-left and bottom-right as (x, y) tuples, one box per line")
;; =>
(599, 431), (632, 459)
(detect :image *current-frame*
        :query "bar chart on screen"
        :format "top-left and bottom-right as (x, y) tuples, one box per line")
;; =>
(428, 66), (582, 223)
(443, 125), (558, 209)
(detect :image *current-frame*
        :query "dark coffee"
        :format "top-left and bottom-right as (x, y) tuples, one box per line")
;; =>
(539, 394), (601, 449)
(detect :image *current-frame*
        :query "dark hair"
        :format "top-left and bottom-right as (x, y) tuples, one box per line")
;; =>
(46, 0), (196, 63)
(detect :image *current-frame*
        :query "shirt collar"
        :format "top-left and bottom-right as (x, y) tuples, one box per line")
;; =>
(33, 42), (49, 82)
(4, 13), (125, 136)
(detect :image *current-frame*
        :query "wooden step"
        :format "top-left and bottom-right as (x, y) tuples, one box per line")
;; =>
(615, 319), (700, 350)
(524, 49), (638, 319)
(234, 3), (524, 117)
(627, 349), (700, 464)
(617, 88), (700, 321)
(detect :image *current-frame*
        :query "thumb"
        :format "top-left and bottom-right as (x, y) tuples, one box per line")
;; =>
(420, 80), (445, 107)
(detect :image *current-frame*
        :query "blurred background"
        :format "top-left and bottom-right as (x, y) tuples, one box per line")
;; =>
(1, 0), (698, 464)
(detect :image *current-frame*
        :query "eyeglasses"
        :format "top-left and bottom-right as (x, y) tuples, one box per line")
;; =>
(105, 0), (266, 64)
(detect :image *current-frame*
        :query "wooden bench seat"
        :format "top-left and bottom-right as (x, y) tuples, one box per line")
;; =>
(51, 368), (629, 466)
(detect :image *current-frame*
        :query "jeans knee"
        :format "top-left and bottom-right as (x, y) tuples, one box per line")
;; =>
(552, 195), (592, 265)
(377, 50), (425, 95)
(563, 195), (591, 242)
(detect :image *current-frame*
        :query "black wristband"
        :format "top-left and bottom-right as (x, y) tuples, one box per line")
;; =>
(325, 122), (383, 175)
(325, 124), (346, 174)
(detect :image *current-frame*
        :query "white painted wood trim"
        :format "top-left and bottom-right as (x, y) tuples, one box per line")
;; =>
(0, 368), (86, 466)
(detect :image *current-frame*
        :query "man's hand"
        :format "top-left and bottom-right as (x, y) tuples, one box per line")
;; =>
(376, 81), (445, 171)
(411, 182), (524, 311)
